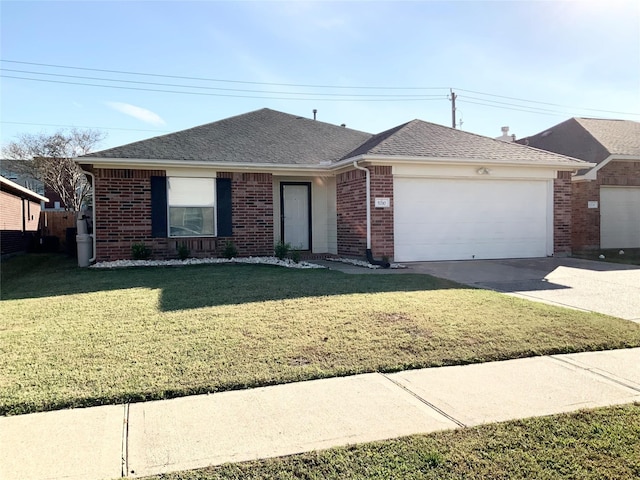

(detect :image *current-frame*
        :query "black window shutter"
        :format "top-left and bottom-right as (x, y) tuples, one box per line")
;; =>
(216, 178), (232, 237)
(150, 176), (168, 237)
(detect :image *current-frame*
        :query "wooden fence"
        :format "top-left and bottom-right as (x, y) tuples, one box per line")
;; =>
(40, 210), (77, 252)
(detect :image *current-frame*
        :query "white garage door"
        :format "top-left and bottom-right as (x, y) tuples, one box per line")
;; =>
(394, 178), (551, 261)
(601, 187), (640, 249)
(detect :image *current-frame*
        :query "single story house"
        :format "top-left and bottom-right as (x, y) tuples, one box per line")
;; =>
(77, 108), (590, 263)
(0, 175), (48, 255)
(519, 118), (640, 251)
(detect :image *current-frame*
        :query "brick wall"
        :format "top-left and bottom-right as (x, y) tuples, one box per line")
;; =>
(572, 160), (640, 251)
(94, 168), (168, 261)
(0, 190), (42, 255)
(336, 166), (394, 259)
(370, 166), (394, 258)
(553, 171), (572, 255)
(93, 168), (275, 261)
(336, 169), (367, 257)
(218, 172), (274, 256)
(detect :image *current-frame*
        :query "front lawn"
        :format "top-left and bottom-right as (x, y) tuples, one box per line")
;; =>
(2, 254), (640, 415)
(146, 404), (640, 479)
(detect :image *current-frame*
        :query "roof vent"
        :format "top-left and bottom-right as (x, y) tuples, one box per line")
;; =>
(341, 123), (346, 128)
(313, 109), (317, 120)
(495, 126), (515, 142)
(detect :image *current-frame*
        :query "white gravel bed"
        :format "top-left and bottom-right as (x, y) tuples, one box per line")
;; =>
(90, 256), (325, 269)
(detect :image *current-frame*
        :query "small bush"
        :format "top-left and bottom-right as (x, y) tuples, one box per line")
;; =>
(290, 249), (301, 263)
(131, 243), (152, 260)
(274, 241), (291, 260)
(223, 241), (238, 259)
(177, 244), (190, 260)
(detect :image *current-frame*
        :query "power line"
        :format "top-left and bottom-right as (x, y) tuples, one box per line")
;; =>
(0, 68), (446, 98)
(0, 75), (448, 102)
(458, 95), (575, 115)
(454, 87), (639, 116)
(0, 59), (447, 91)
(457, 98), (577, 117)
(3, 59), (636, 117)
(1, 121), (168, 133)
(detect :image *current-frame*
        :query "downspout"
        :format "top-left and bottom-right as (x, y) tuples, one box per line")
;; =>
(80, 168), (97, 263)
(352, 161), (390, 268)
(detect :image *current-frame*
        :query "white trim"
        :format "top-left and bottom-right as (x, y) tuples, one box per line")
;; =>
(334, 154), (593, 171)
(0, 175), (49, 202)
(572, 155), (640, 181)
(78, 153), (592, 174)
(79, 157), (335, 175)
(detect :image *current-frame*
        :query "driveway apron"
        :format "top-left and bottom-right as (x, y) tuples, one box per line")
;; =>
(387, 258), (640, 322)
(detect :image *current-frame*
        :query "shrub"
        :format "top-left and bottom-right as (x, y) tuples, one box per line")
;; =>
(290, 249), (301, 263)
(131, 243), (152, 260)
(274, 241), (291, 260)
(177, 244), (190, 260)
(223, 241), (238, 259)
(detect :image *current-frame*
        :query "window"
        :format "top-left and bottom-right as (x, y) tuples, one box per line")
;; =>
(167, 177), (215, 237)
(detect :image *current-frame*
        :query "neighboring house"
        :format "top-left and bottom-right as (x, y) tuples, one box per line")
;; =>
(0, 175), (48, 255)
(494, 126), (516, 143)
(0, 160), (68, 210)
(77, 108), (589, 263)
(0, 160), (44, 196)
(519, 118), (640, 251)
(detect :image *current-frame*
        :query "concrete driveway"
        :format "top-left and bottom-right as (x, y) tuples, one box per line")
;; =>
(408, 257), (640, 322)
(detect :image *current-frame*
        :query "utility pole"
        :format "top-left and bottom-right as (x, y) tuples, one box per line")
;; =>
(450, 89), (457, 129)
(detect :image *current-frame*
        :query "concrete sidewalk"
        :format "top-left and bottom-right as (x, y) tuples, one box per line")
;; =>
(1, 348), (639, 480)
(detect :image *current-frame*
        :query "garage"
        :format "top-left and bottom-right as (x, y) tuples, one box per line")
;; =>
(394, 177), (551, 262)
(600, 186), (640, 248)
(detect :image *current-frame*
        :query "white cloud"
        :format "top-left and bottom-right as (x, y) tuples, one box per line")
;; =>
(106, 102), (166, 126)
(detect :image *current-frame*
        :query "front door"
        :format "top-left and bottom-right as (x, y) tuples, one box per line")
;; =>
(281, 183), (311, 250)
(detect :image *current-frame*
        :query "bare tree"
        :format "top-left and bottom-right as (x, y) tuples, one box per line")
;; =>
(2, 129), (106, 211)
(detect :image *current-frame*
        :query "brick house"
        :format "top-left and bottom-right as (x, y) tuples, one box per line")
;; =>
(519, 118), (640, 251)
(77, 108), (589, 263)
(0, 175), (48, 255)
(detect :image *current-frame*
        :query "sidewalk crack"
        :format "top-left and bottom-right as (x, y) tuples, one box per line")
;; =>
(121, 403), (130, 478)
(550, 355), (640, 393)
(379, 373), (466, 428)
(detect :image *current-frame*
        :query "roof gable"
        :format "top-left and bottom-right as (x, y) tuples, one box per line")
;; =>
(519, 118), (640, 164)
(85, 108), (372, 165)
(343, 119), (585, 165)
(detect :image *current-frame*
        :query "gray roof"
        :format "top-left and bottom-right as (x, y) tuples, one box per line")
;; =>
(84, 108), (372, 165)
(83, 108), (587, 168)
(343, 119), (586, 165)
(518, 118), (640, 165)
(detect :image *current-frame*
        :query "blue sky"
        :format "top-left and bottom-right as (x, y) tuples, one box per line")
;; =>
(1, 0), (639, 151)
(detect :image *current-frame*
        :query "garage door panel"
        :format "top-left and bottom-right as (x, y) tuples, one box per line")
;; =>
(601, 187), (640, 249)
(394, 178), (549, 262)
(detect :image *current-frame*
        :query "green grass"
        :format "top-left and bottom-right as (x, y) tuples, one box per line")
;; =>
(2, 254), (640, 416)
(145, 404), (640, 479)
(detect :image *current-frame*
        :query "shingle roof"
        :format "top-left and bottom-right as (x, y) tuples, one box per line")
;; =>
(84, 108), (372, 165)
(342, 119), (585, 165)
(83, 108), (587, 168)
(518, 118), (640, 165)
(574, 118), (640, 157)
